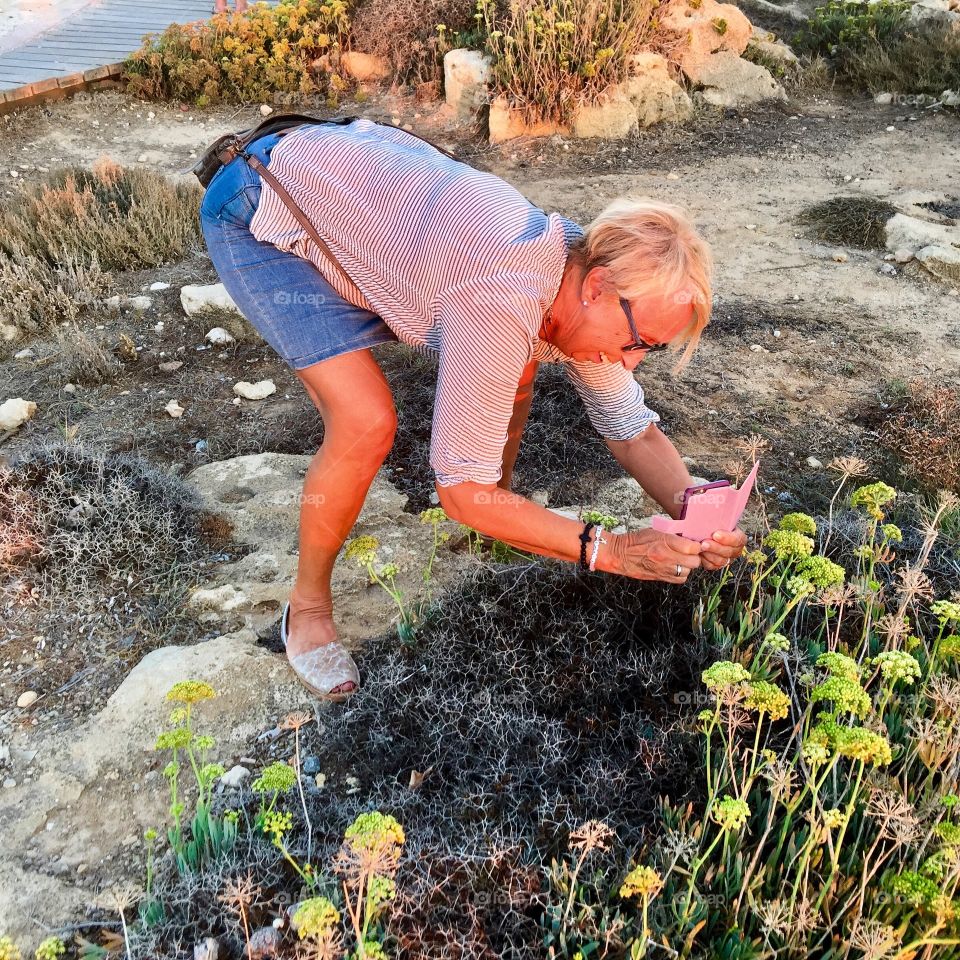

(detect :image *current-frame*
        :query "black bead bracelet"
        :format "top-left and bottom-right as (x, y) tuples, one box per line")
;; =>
(577, 522), (595, 571)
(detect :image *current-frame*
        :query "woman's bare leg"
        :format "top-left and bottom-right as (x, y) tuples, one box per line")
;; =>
(287, 349), (397, 694)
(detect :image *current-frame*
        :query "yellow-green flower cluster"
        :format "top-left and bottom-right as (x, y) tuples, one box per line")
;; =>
(779, 512), (817, 535)
(787, 576), (816, 598)
(763, 631), (789, 651)
(344, 811), (406, 856)
(811, 676), (871, 718)
(252, 761), (297, 795)
(419, 507), (448, 525)
(872, 650), (921, 687)
(762, 529), (814, 561)
(811, 721), (892, 766)
(817, 652), (861, 681)
(619, 865), (664, 899)
(294, 897), (341, 939)
(795, 555), (845, 589)
(0, 937), (20, 960)
(940, 635), (960, 658)
(936, 822), (960, 846)
(746, 549), (768, 566)
(582, 509), (619, 528)
(34, 939), (65, 960)
(850, 482), (896, 520)
(891, 870), (940, 909)
(744, 680), (791, 720)
(345, 535), (380, 566)
(802, 739), (831, 766)
(712, 796), (751, 832)
(823, 808), (846, 829)
(263, 810), (293, 843)
(932, 600), (960, 623)
(155, 727), (192, 751)
(702, 660), (751, 693)
(166, 680), (216, 704)
(360, 943), (387, 960)
(367, 874), (397, 907)
(881, 523), (903, 543)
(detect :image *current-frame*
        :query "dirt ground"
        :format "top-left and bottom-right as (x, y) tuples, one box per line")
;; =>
(0, 80), (958, 945)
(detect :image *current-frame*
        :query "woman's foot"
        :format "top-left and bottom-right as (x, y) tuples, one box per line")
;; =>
(283, 592), (358, 699)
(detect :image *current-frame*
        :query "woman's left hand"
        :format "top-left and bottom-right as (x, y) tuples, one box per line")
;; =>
(699, 529), (747, 571)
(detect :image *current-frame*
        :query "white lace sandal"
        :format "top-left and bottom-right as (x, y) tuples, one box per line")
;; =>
(280, 603), (360, 702)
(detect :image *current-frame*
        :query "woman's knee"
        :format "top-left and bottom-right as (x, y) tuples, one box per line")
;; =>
(325, 404), (397, 467)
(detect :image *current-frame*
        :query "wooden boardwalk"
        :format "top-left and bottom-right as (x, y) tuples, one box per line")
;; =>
(0, 0), (214, 91)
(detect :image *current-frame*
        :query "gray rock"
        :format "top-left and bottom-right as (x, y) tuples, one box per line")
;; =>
(885, 212), (960, 255)
(688, 52), (785, 108)
(248, 927), (281, 959)
(443, 49), (492, 119)
(917, 244), (960, 282)
(220, 765), (251, 789)
(302, 756), (321, 776)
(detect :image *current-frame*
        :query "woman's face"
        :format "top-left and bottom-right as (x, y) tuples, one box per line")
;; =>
(547, 266), (695, 369)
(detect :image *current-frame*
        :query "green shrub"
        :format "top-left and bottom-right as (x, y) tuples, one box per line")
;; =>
(794, 0), (960, 96)
(480, 0), (666, 124)
(124, 0), (351, 105)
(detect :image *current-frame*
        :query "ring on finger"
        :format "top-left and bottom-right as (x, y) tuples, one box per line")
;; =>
(676, 563), (683, 578)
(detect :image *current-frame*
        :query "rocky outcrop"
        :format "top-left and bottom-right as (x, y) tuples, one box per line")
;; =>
(444, 49), (493, 119)
(662, 0), (753, 78)
(885, 213), (960, 282)
(686, 50), (786, 107)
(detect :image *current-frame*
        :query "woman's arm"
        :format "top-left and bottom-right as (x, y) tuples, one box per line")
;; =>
(498, 359), (538, 491)
(606, 424), (693, 520)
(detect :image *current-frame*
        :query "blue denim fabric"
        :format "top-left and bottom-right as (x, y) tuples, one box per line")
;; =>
(199, 132), (397, 369)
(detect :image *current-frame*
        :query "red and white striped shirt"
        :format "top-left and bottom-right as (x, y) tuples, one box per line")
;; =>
(248, 119), (659, 486)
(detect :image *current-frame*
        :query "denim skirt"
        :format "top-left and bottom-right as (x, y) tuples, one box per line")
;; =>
(199, 132), (398, 369)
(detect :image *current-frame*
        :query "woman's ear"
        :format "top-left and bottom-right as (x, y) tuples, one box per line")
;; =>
(581, 265), (610, 304)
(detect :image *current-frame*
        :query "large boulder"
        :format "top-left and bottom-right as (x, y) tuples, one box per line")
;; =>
(444, 48), (493, 119)
(885, 212), (960, 253)
(572, 97), (640, 139)
(907, 0), (960, 28)
(688, 51), (785, 106)
(662, 0), (753, 79)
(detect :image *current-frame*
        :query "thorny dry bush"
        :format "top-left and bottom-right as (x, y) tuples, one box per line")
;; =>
(880, 379), (960, 496)
(0, 158), (202, 341)
(796, 195), (898, 250)
(132, 562), (709, 959)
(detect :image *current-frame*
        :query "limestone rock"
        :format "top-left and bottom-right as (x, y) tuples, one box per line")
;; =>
(233, 380), (277, 401)
(689, 51), (785, 107)
(488, 97), (568, 143)
(340, 51), (390, 82)
(180, 283), (241, 317)
(908, 0), (960, 28)
(572, 96), (639, 139)
(917, 245), (960, 282)
(885, 213), (959, 255)
(0, 397), (37, 431)
(444, 48), (492, 119)
(745, 26), (798, 67)
(663, 0), (753, 79)
(620, 52), (693, 126)
(164, 399), (185, 418)
(189, 584), (250, 612)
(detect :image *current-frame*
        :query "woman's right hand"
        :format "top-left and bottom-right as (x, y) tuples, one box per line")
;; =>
(598, 528), (703, 583)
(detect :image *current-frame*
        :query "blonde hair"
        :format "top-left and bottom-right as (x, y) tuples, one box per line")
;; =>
(570, 197), (714, 371)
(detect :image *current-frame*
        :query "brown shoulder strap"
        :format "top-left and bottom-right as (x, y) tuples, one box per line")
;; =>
(243, 153), (357, 290)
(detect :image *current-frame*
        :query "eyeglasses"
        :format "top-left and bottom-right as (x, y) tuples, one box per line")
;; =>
(619, 297), (670, 354)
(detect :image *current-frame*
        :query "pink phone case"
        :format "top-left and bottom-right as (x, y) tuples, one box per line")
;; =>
(650, 460), (760, 542)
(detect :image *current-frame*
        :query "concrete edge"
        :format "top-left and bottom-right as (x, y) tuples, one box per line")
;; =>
(0, 62), (125, 115)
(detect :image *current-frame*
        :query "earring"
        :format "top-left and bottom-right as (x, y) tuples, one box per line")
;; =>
(582, 300), (588, 307)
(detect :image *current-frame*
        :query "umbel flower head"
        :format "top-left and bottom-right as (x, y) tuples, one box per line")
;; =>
(419, 507), (448, 525)
(891, 870), (940, 910)
(155, 727), (192, 751)
(712, 796), (751, 832)
(802, 738), (831, 766)
(345, 535), (379, 566)
(823, 808), (846, 830)
(619, 865), (664, 899)
(811, 676), (872, 719)
(763, 631), (789, 651)
(932, 600), (960, 624)
(762, 529), (814, 561)
(817, 652), (861, 682)
(787, 575), (816, 598)
(796, 555), (846, 589)
(744, 681), (791, 720)
(811, 720), (892, 766)
(344, 811), (405, 856)
(252, 761), (297, 795)
(293, 897), (341, 939)
(872, 650), (921, 688)
(850, 482), (896, 521)
(0, 936), (20, 960)
(166, 680), (216, 704)
(702, 660), (751, 693)
(779, 513), (817, 535)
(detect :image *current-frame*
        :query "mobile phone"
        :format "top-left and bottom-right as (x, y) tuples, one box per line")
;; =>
(679, 479), (731, 520)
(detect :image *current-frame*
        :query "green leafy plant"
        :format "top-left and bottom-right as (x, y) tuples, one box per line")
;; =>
(153, 681), (237, 878)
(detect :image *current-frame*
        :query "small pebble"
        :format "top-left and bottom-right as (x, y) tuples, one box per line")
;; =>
(806, 456), (823, 469)
(14, 348), (34, 359)
(63, 383), (77, 394)
(885, 125), (896, 132)
(165, 399), (185, 418)
(17, 690), (38, 708)
(159, 360), (184, 373)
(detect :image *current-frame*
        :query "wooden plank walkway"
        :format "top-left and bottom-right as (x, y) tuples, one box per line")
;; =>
(0, 0), (215, 90)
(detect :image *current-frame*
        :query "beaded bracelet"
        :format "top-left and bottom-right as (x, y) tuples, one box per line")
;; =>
(589, 525), (606, 571)
(577, 522), (595, 571)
